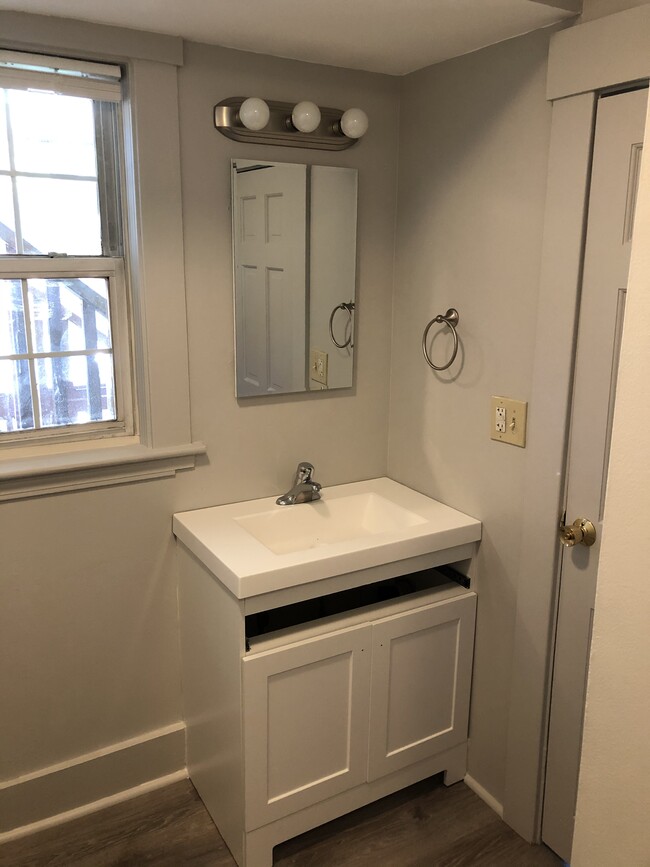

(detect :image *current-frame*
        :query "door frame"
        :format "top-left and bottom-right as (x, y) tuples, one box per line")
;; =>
(502, 5), (650, 843)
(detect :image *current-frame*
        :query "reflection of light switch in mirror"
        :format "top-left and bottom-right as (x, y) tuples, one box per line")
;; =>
(311, 349), (328, 386)
(490, 396), (527, 447)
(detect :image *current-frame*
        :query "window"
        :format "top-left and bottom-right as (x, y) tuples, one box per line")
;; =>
(0, 31), (202, 501)
(0, 51), (132, 444)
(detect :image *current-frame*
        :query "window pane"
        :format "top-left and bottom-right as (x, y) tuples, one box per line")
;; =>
(8, 89), (98, 177)
(27, 277), (112, 354)
(0, 278), (27, 356)
(0, 92), (9, 171)
(36, 352), (116, 427)
(0, 357), (34, 431)
(17, 177), (101, 255)
(0, 175), (17, 253)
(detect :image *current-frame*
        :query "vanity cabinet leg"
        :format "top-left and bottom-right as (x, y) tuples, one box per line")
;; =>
(443, 744), (468, 787)
(243, 829), (274, 867)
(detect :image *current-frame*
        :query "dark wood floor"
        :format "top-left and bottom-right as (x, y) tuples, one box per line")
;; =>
(0, 775), (561, 867)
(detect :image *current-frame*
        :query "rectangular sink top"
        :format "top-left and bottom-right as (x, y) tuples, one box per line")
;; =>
(173, 478), (481, 599)
(235, 491), (428, 554)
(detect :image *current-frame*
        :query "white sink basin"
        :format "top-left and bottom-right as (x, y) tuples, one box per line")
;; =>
(173, 477), (481, 599)
(234, 492), (427, 555)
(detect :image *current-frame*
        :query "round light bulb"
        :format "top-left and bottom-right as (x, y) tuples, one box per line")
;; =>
(238, 97), (270, 131)
(291, 101), (321, 133)
(340, 107), (369, 139)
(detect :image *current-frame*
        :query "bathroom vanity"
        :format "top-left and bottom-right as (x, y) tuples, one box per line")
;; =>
(173, 478), (481, 867)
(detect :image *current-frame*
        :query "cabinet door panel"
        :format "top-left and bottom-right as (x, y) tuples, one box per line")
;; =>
(368, 594), (476, 781)
(243, 625), (371, 830)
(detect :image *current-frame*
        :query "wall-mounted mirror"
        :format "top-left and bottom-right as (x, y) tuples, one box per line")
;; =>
(231, 159), (357, 397)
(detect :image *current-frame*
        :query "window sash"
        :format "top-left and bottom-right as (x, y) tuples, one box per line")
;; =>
(0, 256), (134, 446)
(0, 54), (131, 445)
(0, 87), (124, 258)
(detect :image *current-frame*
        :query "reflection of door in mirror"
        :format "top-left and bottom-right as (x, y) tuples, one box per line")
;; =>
(309, 166), (357, 391)
(232, 162), (307, 396)
(232, 159), (357, 397)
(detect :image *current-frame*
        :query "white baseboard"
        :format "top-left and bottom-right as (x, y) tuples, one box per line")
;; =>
(0, 721), (186, 840)
(0, 769), (187, 844)
(464, 773), (504, 818)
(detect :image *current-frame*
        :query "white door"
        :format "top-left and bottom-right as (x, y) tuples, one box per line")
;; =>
(242, 625), (372, 831)
(367, 593), (476, 782)
(233, 162), (307, 396)
(542, 87), (647, 863)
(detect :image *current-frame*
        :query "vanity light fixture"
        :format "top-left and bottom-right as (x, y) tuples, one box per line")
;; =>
(214, 96), (368, 150)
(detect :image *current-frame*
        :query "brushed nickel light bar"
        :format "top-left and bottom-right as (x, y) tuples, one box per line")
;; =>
(214, 97), (368, 150)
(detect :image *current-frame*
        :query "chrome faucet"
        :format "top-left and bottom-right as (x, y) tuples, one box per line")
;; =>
(276, 461), (322, 506)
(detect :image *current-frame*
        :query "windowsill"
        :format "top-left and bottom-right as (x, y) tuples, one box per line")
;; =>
(0, 439), (207, 501)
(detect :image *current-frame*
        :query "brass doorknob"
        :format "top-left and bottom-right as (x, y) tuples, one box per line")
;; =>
(559, 517), (597, 548)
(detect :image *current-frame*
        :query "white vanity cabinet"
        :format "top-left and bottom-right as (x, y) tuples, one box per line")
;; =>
(177, 544), (476, 867)
(174, 479), (481, 867)
(243, 592), (475, 832)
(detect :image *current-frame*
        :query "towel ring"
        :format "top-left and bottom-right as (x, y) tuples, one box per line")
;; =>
(422, 308), (460, 371)
(329, 301), (355, 349)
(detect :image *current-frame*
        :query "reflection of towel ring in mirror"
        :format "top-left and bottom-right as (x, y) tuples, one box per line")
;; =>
(422, 308), (460, 371)
(329, 301), (355, 349)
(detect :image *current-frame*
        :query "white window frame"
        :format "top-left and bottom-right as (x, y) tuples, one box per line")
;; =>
(0, 51), (134, 447)
(0, 28), (205, 500)
(0, 257), (134, 446)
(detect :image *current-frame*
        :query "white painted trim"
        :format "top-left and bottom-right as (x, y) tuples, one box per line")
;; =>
(505, 3), (650, 846)
(0, 770), (188, 844)
(464, 774), (504, 818)
(0, 441), (206, 500)
(547, 4), (650, 99)
(503, 92), (595, 844)
(0, 722), (186, 836)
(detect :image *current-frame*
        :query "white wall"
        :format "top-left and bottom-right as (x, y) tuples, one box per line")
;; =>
(174, 41), (399, 508)
(7, 6), (647, 844)
(0, 18), (399, 832)
(388, 29), (554, 805)
(0, 480), (183, 780)
(571, 93), (650, 867)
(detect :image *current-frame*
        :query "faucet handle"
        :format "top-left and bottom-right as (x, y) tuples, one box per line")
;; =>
(295, 461), (315, 484)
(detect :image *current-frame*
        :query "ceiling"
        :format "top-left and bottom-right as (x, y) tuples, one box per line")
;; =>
(0, 0), (578, 76)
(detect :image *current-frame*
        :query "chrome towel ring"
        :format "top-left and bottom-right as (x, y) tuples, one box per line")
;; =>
(422, 308), (460, 371)
(329, 301), (355, 349)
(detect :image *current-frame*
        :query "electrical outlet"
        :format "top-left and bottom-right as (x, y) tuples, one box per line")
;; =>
(310, 349), (328, 386)
(491, 396), (527, 448)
